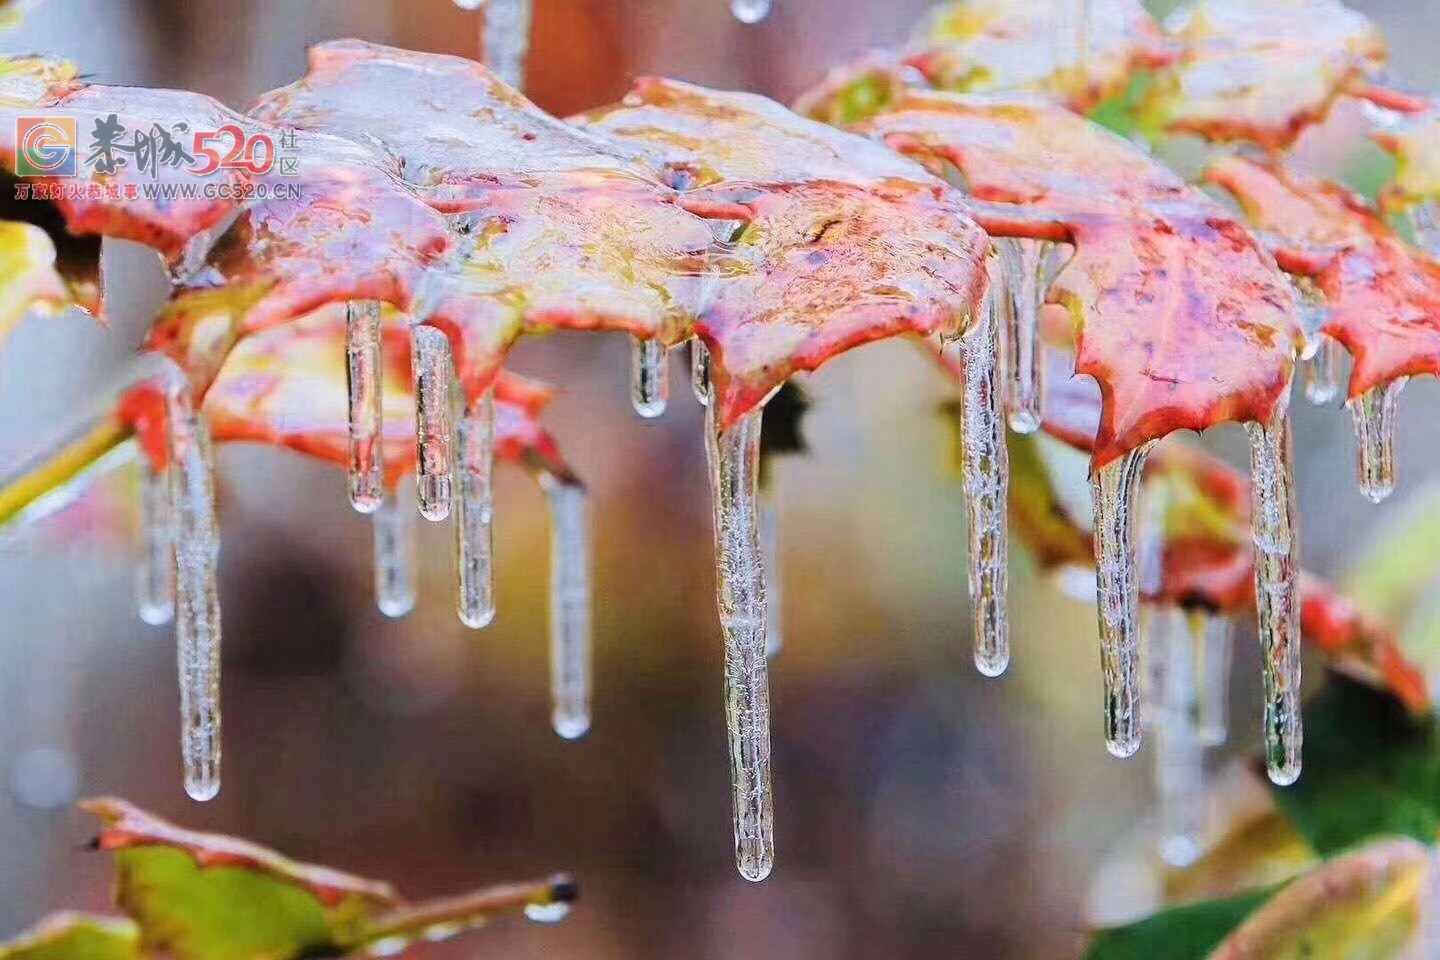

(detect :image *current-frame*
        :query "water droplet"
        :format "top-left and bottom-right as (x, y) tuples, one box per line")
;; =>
(455, 389), (496, 629)
(524, 901), (572, 924)
(373, 482), (417, 619)
(411, 325), (455, 522)
(137, 457), (175, 626)
(346, 301), (385, 514)
(541, 472), (591, 740)
(1348, 378), (1406, 504)
(631, 336), (669, 419)
(731, 0), (773, 25)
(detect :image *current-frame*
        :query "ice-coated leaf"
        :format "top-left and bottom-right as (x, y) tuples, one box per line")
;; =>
(863, 92), (1301, 468)
(0, 915), (138, 960)
(85, 797), (576, 960)
(581, 78), (988, 429)
(1139, 0), (1386, 150)
(1209, 155), (1440, 399)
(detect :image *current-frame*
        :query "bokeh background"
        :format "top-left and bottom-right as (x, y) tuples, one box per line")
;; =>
(1, 1), (1438, 957)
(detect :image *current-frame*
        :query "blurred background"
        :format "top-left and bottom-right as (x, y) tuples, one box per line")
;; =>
(0, 1), (1438, 957)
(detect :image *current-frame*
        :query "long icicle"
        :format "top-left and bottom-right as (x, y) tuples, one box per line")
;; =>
(731, 0), (773, 24)
(759, 484), (783, 658)
(411, 325), (455, 522)
(164, 376), (223, 802)
(541, 472), (591, 739)
(631, 336), (669, 419)
(455, 387), (497, 629)
(346, 301), (385, 513)
(707, 402), (774, 882)
(1091, 441), (1157, 759)
(957, 265), (1010, 677)
(994, 238), (1062, 434)
(1148, 606), (1204, 867)
(373, 482), (417, 618)
(1348, 378), (1407, 504)
(1194, 611), (1235, 747)
(137, 457), (175, 626)
(482, 0), (531, 89)
(1246, 410), (1302, 786)
(691, 339), (712, 407)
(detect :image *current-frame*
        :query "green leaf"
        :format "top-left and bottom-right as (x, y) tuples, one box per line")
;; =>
(0, 915), (138, 960)
(1084, 890), (1273, 960)
(1269, 676), (1440, 856)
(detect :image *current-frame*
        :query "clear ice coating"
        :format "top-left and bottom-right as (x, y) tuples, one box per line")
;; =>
(1091, 441), (1157, 759)
(956, 268), (1010, 677)
(1147, 607), (1203, 867)
(706, 403), (775, 882)
(691, 339), (712, 407)
(1246, 411), (1302, 786)
(1348, 378), (1407, 504)
(137, 458), (175, 626)
(731, 0), (773, 25)
(454, 390), (497, 629)
(541, 472), (592, 740)
(483, 0), (532, 89)
(993, 238), (1066, 434)
(164, 377), (223, 802)
(631, 336), (670, 419)
(759, 487), (783, 657)
(411, 325), (456, 522)
(346, 301), (385, 514)
(1195, 612), (1235, 747)
(373, 485), (418, 618)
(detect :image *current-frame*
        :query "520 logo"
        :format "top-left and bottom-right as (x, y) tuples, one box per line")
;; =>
(16, 117), (77, 177)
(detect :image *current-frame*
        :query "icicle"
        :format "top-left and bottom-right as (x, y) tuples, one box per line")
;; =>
(1348, 378), (1407, 504)
(1302, 337), (1340, 405)
(759, 486), (783, 658)
(1091, 441), (1157, 759)
(1147, 606), (1204, 867)
(541, 472), (591, 740)
(731, 0), (773, 24)
(482, 0), (531, 90)
(136, 457), (174, 626)
(994, 238), (1064, 434)
(373, 483), (417, 618)
(631, 336), (669, 419)
(956, 267), (1010, 678)
(411, 325), (455, 522)
(164, 377), (222, 802)
(346, 301), (385, 514)
(691, 339), (712, 407)
(454, 389), (496, 629)
(706, 403), (774, 882)
(1194, 612), (1235, 747)
(1246, 411), (1301, 786)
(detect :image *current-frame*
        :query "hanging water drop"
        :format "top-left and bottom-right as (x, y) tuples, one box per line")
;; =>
(541, 472), (591, 740)
(346, 301), (385, 513)
(955, 267), (1010, 678)
(707, 403), (775, 882)
(631, 336), (669, 419)
(137, 458), (174, 626)
(411, 325), (455, 522)
(1147, 606), (1203, 867)
(455, 389), (496, 629)
(164, 375), (223, 802)
(1348, 378), (1407, 504)
(691, 339), (712, 407)
(482, 0), (531, 90)
(759, 486), (782, 658)
(1246, 411), (1301, 786)
(1195, 611), (1234, 747)
(731, 0), (773, 25)
(994, 238), (1064, 434)
(373, 485), (417, 618)
(1091, 441), (1156, 759)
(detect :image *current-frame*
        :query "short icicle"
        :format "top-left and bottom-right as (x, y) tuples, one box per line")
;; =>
(1194, 611), (1235, 747)
(631, 336), (669, 419)
(731, 0), (773, 24)
(994, 238), (1064, 434)
(137, 457), (175, 626)
(759, 484), (783, 658)
(373, 481), (417, 619)
(454, 388), (497, 629)
(482, 0), (532, 89)
(541, 471), (592, 739)
(1246, 410), (1302, 786)
(1348, 378), (1407, 504)
(346, 301), (385, 513)
(956, 264), (1010, 678)
(707, 401), (775, 882)
(1302, 337), (1340, 406)
(163, 375), (223, 802)
(691, 339), (712, 407)
(411, 325), (455, 522)
(1147, 607), (1204, 867)
(1091, 441), (1157, 759)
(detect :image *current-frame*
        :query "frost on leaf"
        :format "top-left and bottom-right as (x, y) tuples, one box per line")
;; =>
(863, 92), (1301, 468)
(82, 797), (575, 960)
(581, 78), (988, 430)
(1208, 155), (1440, 400)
